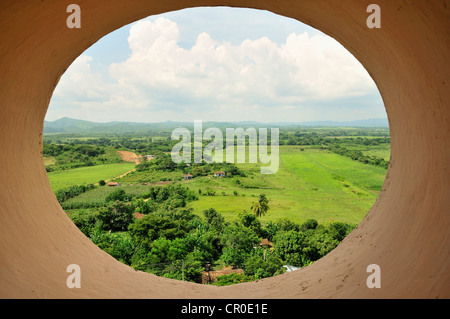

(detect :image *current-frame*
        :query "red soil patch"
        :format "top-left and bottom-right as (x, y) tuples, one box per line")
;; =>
(117, 151), (142, 163)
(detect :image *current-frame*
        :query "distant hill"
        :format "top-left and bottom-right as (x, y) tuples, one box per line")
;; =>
(43, 117), (389, 134)
(289, 118), (389, 127)
(43, 117), (184, 134)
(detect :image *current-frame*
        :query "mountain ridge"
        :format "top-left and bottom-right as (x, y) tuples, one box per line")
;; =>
(43, 117), (389, 134)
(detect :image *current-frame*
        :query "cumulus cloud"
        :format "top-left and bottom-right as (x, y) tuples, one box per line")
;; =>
(47, 17), (381, 122)
(53, 55), (110, 102)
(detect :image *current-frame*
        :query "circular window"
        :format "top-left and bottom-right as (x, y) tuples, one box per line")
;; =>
(44, 7), (388, 287)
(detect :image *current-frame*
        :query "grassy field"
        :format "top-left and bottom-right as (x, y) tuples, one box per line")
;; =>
(184, 146), (387, 225)
(53, 145), (388, 225)
(114, 169), (180, 184)
(338, 142), (390, 162)
(43, 156), (56, 166)
(47, 162), (136, 191)
(362, 149), (391, 161)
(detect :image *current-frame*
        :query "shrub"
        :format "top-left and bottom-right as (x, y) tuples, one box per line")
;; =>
(90, 229), (135, 264)
(243, 251), (284, 279)
(328, 222), (355, 241)
(67, 210), (99, 236)
(55, 184), (96, 203)
(300, 219), (318, 232)
(213, 273), (254, 286)
(97, 200), (134, 232)
(105, 188), (132, 202)
(203, 208), (226, 232)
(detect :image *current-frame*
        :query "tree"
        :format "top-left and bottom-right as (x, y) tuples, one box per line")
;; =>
(239, 211), (262, 237)
(243, 250), (285, 279)
(162, 257), (204, 283)
(68, 209), (99, 236)
(220, 225), (259, 268)
(220, 247), (247, 269)
(165, 194), (186, 209)
(275, 217), (300, 232)
(148, 237), (188, 263)
(97, 200), (134, 232)
(226, 164), (246, 177)
(90, 229), (135, 264)
(303, 228), (339, 262)
(300, 219), (318, 232)
(262, 220), (278, 241)
(251, 194), (270, 218)
(105, 188), (132, 203)
(128, 213), (191, 248)
(273, 230), (308, 267)
(133, 198), (154, 214)
(203, 208), (226, 232)
(328, 222), (355, 241)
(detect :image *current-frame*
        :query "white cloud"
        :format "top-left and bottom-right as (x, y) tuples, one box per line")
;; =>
(47, 16), (382, 123)
(53, 55), (109, 102)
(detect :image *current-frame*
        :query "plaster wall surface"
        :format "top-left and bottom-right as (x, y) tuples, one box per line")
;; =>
(0, 0), (448, 298)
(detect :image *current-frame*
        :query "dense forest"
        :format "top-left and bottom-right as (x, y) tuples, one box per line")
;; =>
(68, 182), (356, 284)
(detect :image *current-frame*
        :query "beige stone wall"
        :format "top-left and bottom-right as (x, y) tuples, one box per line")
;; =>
(0, 0), (448, 298)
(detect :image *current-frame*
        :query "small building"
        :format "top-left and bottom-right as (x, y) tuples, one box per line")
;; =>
(259, 238), (273, 249)
(133, 212), (145, 219)
(214, 171), (225, 177)
(107, 182), (121, 186)
(145, 155), (155, 160)
(283, 265), (301, 272)
(183, 173), (193, 180)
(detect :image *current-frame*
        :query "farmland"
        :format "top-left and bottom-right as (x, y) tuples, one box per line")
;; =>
(61, 184), (158, 209)
(47, 162), (136, 191)
(43, 122), (390, 284)
(43, 125), (390, 225)
(182, 146), (385, 224)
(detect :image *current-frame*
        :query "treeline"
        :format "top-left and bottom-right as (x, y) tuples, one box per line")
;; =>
(60, 183), (198, 210)
(327, 144), (389, 169)
(68, 188), (355, 284)
(135, 151), (246, 177)
(43, 142), (122, 171)
(43, 129), (390, 171)
(55, 184), (96, 203)
(46, 136), (177, 154)
(279, 132), (389, 146)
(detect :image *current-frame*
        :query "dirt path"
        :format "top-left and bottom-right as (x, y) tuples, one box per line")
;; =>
(92, 151), (140, 186)
(105, 168), (136, 183)
(101, 150), (141, 183)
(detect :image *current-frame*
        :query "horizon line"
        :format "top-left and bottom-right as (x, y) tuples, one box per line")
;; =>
(45, 116), (389, 125)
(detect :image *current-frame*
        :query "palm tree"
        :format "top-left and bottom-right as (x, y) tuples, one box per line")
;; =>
(251, 194), (270, 218)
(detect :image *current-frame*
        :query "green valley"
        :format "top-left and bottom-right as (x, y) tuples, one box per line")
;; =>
(43, 120), (390, 285)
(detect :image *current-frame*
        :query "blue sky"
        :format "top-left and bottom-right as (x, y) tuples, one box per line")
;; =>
(46, 7), (386, 123)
